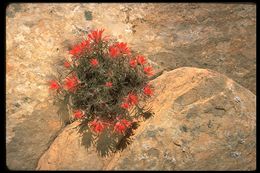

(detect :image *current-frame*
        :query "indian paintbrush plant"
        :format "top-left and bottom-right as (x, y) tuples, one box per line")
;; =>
(49, 29), (154, 156)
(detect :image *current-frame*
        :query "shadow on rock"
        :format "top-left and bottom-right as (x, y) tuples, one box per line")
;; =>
(77, 111), (153, 157)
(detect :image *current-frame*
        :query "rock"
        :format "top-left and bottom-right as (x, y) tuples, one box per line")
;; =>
(6, 103), (63, 170)
(6, 3), (79, 170)
(105, 67), (256, 171)
(36, 121), (115, 170)
(36, 67), (256, 170)
(127, 4), (256, 94)
(6, 3), (255, 170)
(7, 3), (255, 94)
(84, 10), (93, 20)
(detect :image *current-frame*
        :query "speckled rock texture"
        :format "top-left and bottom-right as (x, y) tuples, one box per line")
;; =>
(6, 3), (256, 170)
(36, 67), (256, 170)
(6, 104), (63, 170)
(36, 121), (116, 170)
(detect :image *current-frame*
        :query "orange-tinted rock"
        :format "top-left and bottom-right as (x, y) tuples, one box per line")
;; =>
(106, 67), (256, 170)
(6, 3), (256, 170)
(36, 121), (115, 170)
(6, 103), (63, 170)
(37, 67), (256, 170)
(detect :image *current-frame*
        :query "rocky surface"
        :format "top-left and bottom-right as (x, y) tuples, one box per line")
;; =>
(36, 121), (115, 170)
(6, 103), (63, 170)
(6, 3), (256, 170)
(106, 67), (256, 170)
(6, 3), (256, 93)
(36, 67), (256, 170)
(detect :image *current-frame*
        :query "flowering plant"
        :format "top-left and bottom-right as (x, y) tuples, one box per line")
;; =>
(49, 29), (154, 156)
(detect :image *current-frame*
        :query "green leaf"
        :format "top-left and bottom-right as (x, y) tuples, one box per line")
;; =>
(96, 129), (117, 157)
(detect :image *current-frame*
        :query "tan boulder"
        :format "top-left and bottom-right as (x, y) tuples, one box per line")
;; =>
(6, 103), (63, 170)
(37, 67), (256, 170)
(36, 121), (116, 170)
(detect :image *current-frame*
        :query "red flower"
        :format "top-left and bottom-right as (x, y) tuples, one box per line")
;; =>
(69, 45), (82, 56)
(114, 119), (131, 134)
(114, 121), (126, 134)
(109, 42), (131, 58)
(80, 39), (90, 48)
(64, 75), (79, 92)
(121, 102), (130, 109)
(69, 39), (91, 57)
(90, 58), (99, 67)
(105, 82), (113, 87)
(121, 119), (131, 128)
(115, 42), (131, 55)
(64, 61), (71, 68)
(129, 59), (137, 68)
(128, 93), (138, 105)
(89, 119), (105, 133)
(143, 66), (153, 76)
(49, 80), (60, 90)
(136, 55), (147, 65)
(143, 85), (153, 96)
(73, 110), (84, 119)
(109, 46), (120, 58)
(88, 29), (105, 43)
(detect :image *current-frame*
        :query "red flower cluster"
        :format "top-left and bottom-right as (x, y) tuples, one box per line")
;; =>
(89, 119), (105, 134)
(143, 66), (153, 76)
(114, 119), (131, 134)
(49, 80), (60, 90)
(121, 102), (130, 109)
(109, 46), (119, 58)
(64, 75), (80, 92)
(121, 93), (138, 110)
(136, 55), (147, 65)
(50, 28), (155, 142)
(143, 84), (153, 96)
(129, 55), (148, 69)
(121, 119), (131, 128)
(105, 82), (113, 87)
(109, 42), (131, 58)
(127, 55), (153, 76)
(69, 39), (90, 57)
(129, 59), (137, 68)
(64, 61), (71, 68)
(116, 42), (131, 55)
(128, 93), (138, 105)
(88, 29), (105, 43)
(90, 58), (99, 67)
(49, 75), (80, 94)
(74, 110), (84, 119)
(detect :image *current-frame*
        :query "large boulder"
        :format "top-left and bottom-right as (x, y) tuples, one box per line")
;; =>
(37, 67), (256, 170)
(36, 121), (115, 170)
(6, 103), (63, 170)
(6, 4), (71, 170)
(106, 67), (256, 170)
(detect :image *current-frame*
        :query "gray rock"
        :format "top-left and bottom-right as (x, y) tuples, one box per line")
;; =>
(6, 103), (63, 170)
